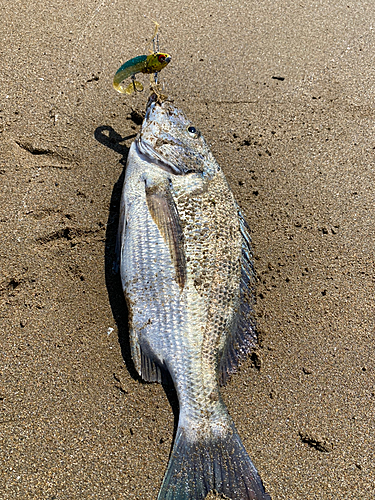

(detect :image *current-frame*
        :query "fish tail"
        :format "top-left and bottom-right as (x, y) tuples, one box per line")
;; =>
(157, 421), (271, 500)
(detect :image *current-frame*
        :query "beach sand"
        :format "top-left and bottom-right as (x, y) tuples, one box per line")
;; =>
(1, 1), (374, 498)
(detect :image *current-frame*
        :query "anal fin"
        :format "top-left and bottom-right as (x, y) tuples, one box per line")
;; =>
(140, 346), (165, 383)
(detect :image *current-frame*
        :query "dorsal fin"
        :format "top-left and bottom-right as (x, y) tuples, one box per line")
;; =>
(219, 208), (257, 385)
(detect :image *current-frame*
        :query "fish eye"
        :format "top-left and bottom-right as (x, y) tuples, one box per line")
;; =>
(188, 126), (197, 134)
(158, 55), (165, 62)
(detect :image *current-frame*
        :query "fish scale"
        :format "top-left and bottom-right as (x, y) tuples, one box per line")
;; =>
(174, 193), (228, 419)
(118, 95), (271, 500)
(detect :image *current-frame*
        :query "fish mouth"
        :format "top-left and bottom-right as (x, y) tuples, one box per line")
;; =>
(147, 93), (159, 108)
(146, 92), (171, 108)
(136, 137), (181, 175)
(136, 98), (182, 175)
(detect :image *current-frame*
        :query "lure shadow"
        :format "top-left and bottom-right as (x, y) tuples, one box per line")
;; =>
(95, 124), (180, 434)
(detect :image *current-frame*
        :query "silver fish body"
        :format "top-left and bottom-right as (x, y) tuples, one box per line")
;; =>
(118, 95), (271, 500)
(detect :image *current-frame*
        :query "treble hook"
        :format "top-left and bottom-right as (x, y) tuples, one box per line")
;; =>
(131, 74), (143, 93)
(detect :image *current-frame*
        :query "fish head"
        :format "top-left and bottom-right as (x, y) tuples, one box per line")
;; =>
(137, 95), (215, 175)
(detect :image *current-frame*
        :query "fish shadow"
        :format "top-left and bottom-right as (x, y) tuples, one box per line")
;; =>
(94, 124), (135, 377)
(95, 124), (180, 436)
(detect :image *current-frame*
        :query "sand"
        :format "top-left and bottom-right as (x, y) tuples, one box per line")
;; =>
(1, 1), (375, 498)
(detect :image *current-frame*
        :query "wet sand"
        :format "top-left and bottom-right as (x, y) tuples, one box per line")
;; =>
(1, 1), (375, 498)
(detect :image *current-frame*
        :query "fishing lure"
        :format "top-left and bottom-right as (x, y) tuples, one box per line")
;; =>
(113, 52), (171, 94)
(113, 21), (171, 95)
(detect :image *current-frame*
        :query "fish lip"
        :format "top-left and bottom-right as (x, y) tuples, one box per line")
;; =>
(146, 93), (158, 110)
(135, 138), (181, 175)
(139, 98), (182, 175)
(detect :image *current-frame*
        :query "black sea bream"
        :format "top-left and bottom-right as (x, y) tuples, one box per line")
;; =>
(117, 94), (271, 500)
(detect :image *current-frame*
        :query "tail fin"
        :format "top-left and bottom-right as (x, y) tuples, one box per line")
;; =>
(157, 423), (271, 500)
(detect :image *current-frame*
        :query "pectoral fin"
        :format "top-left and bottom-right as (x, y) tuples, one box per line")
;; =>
(145, 181), (186, 289)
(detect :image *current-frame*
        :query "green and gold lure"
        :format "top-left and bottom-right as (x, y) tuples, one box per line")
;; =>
(113, 52), (171, 94)
(113, 22), (171, 95)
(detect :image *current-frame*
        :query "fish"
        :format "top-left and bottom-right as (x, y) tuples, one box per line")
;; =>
(113, 53), (171, 94)
(117, 93), (271, 500)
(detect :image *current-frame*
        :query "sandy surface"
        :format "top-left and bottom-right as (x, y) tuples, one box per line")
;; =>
(1, 1), (375, 498)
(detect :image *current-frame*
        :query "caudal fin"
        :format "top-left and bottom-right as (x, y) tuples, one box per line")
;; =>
(157, 424), (271, 500)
